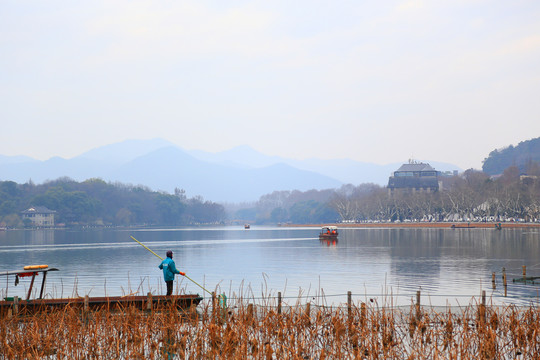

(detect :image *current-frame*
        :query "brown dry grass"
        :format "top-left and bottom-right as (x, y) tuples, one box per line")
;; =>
(1, 296), (540, 359)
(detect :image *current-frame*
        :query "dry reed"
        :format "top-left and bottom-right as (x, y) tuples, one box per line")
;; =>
(1, 295), (540, 359)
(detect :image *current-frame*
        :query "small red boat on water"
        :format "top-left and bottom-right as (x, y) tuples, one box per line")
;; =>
(0, 265), (203, 316)
(319, 226), (338, 240)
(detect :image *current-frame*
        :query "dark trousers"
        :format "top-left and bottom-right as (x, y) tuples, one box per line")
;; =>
(166, 280), (173, 296)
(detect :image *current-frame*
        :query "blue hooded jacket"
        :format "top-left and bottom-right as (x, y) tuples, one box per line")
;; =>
(159, 257), (180, 281)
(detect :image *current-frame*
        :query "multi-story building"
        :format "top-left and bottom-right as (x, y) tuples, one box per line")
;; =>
(387, 161), (440, 193)
(21, 206), (56, 227)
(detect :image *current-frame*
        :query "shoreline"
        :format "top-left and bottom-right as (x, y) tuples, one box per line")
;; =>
(284, 222), (540, 229)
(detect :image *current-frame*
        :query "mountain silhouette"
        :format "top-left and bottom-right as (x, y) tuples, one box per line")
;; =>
(0, 139), (461, 202)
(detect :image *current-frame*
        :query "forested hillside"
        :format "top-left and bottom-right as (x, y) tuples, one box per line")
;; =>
(0, 178), (225, 228)
(482, 137), (540, 175)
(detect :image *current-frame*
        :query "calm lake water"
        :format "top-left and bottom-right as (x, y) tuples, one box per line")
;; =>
(1, 226), (540, 307)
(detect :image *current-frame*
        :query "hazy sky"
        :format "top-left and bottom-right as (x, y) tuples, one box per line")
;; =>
(2, 1), (539, 169)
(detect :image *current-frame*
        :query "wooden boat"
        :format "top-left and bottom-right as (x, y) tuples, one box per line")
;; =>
(512, 276), (540, 284)
(319, 226), (338, 240)
(451, 224), (476, 229)
(0, 294), (203, 316)
(0, 266), (203, 315)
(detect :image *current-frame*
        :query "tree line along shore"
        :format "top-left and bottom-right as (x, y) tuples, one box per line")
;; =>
(1, 163), (540, 228)
(286, 222), (540, 229)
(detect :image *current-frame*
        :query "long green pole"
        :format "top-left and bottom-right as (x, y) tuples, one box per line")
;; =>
(130, 235), (164, 260)
(130, 235), (214, 296)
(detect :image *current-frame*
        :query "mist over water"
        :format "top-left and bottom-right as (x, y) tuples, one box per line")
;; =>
(1, 227), (539, 307)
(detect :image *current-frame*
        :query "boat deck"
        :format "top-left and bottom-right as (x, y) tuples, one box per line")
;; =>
(1, 266), (203, 316)
(0, 293), (203, 316)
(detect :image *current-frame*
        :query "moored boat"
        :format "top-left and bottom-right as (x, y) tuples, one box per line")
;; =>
(451, 224), (476, 229)
(0, 266), (203, 316)
(0, 294), (203, 316)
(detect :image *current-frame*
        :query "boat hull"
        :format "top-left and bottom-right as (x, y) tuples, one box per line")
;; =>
(0, 294), (203, 316)
(319, 234), (338, 240)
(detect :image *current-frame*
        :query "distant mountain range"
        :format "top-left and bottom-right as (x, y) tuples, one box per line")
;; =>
(0, 139), (461, 202)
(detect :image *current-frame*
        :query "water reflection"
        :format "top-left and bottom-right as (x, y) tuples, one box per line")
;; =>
(320, 239), (338, 247)
(24, 229), (56, 244)
(0, 227), (539, 306)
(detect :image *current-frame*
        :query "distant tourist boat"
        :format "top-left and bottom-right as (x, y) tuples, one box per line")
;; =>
(319, 226), (338, 240)
(244, 224), (250, 229)
(451, 224), (476, 229)
(0, 266), (203, 315)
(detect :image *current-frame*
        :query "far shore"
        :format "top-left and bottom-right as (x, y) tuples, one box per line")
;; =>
(284, 222), (540, 229)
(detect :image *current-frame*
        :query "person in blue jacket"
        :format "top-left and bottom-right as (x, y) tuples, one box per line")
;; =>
(159, 250), (185, 296)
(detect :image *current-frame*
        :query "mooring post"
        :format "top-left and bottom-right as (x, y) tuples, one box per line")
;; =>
(13, 296), (18, 315)
(277, 292), (282, 314)
(83, 295), (90, 324)
(492, 272), (496, 289)
(347, 291), (352, 331)
(189, 303), (198, 323)
(480, 290), (487, 322)
(146, 292), (152, 312)
(360, 302), (366, 328)
(503, 268), (507, 297)
(247, 303), (254, 322)
(416, 291), (421, 320)
(347, 291), (352, 318)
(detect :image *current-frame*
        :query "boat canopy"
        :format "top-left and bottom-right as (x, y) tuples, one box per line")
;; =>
(321, 226), (338, 230)
(1, 266), (59, 301)
(0, 268), (59, 277)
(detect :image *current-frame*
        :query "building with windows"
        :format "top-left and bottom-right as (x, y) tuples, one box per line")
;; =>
(387, 161), (440, 193)
(21, 206), (56, 227)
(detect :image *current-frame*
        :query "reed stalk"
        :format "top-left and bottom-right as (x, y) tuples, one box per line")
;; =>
(1, 294), (540, 359)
